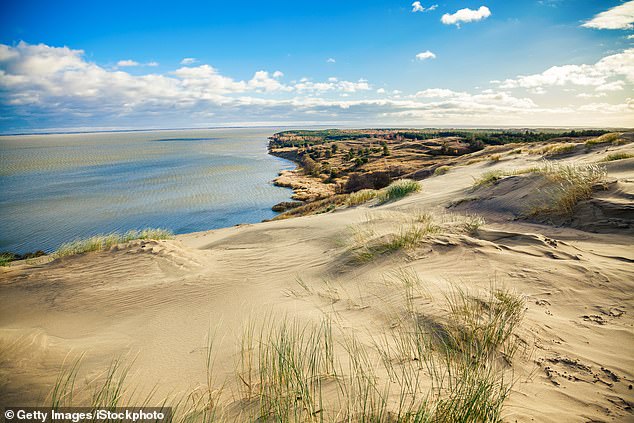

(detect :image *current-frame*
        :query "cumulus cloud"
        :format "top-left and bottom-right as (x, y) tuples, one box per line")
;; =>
(415, 50), (436, 60)
(411, 2), (437, 13)
(441, 6), (491, 27)
(326, 58), (336, 63)
(272, 70), (284, 78)
(582, 1), (634, 30)
(498, 48), (634, 89)
(0, 41), (631, 130)
(117, 60), (139, 67)
(147, 61), (159, 67)
(180, 57), (197, 65)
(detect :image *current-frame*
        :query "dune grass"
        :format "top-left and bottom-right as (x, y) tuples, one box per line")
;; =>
(586, 132), (621, 146)
(433, 166), (451, 176)
(54, 228), (173, 258)
(377, 179), (421, 204)
(472, 162), (608, 218)
(601, 152), (633, 162)
(347, 212), (485, 263)
(45, 272), (523, 422)
(347, 189), (379, 206)
(472, 170), (507, 188)
(528, 162), (608, 217)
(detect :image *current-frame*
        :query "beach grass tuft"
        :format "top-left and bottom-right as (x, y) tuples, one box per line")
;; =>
(54, 228), (173, 258)
(378, 179), (421, 204)
(601, 152), (633, 162)
(585, 132), (621, 146)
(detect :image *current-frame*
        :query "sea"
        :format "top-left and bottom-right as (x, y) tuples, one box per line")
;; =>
(0, 128), (296, 254)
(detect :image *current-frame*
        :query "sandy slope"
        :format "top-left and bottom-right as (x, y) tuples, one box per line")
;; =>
(1, 142), (633, 421)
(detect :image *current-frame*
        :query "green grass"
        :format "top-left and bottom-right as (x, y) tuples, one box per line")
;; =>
(0, 253), (14, 266)
(54, 228), (173, 258)
(601, 152), (633, 162)
(472, 170), (506, 188)
(433, 166), (451, 176)
(378, 179), (421, 203)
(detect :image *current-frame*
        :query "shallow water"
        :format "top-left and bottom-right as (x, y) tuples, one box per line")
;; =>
(0, 128), (295, 253)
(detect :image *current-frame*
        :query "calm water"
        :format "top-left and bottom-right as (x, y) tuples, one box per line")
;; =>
(0, 128), (295, 253)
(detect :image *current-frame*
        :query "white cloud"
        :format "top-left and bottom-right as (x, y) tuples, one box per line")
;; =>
(415, 50), (436, 60)
(0, 41), (631, 130)
(498, 48), (634, 89)
(272, 70), (284, 78)
(180, 57), (197, 65)
(412, 2), (437, 13)
(147, 61), (159, 67)
(326, 58), (336, 63)
(441, 6), (491, 27)
(117, 60), (139, 67)
(414, 88), (463, 98)
(596, 80), (625, 92)
(582, 1), (634, 30)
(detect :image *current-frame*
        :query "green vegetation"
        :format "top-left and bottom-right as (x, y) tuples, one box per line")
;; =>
(270, 128), (613, 149)
(472, 170), (507, 188)
(433, 165), (450, 176)
(54, 228), (173, 258)
(378, 179), (421, 203)
(0, 253), (13, 266)
(601, 152), (633, 162)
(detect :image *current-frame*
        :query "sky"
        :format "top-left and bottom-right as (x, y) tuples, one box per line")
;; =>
(0, 0), (633, 133)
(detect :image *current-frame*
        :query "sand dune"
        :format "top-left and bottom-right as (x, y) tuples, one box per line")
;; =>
(1, 142), (633, 421)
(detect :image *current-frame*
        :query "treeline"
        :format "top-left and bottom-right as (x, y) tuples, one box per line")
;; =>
(269, 129), (612, 149)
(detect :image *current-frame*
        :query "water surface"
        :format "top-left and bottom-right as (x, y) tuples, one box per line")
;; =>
(0, 128), (294, 253)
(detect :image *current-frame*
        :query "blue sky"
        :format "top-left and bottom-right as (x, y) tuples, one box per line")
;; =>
(0, 0), (632, 132)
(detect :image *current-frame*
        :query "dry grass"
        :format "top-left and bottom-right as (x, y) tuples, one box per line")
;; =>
(601, 152), (633, 162)
(528, 162), (608, 218)
(346, 212), (485, 263)
(586, 132), (621, 146)
(347, 189), (379, 206)
(273, 195), (349, 219)
(45, 270), (524, 422)
(54, 228), (173, 258)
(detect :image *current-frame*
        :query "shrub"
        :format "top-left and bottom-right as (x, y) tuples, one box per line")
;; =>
(344, 171), (391, 193)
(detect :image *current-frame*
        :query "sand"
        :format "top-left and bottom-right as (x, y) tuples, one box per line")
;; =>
(1, 141), (633, 421)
